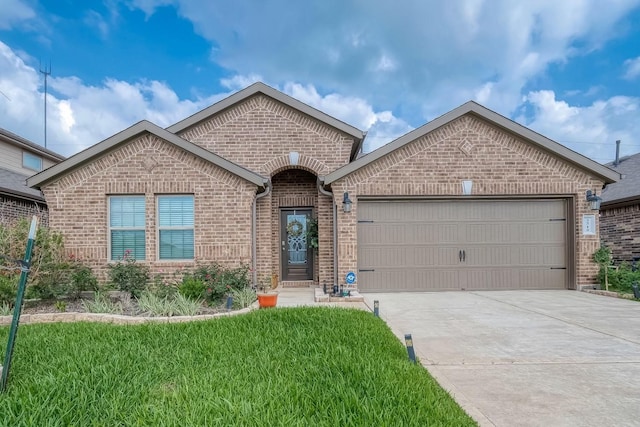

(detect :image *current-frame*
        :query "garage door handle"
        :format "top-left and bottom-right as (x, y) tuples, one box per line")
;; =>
(359, 269), (375, 272)
(459, 250), (463, 262)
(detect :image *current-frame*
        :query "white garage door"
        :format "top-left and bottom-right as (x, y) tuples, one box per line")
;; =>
(357, 199), (568, 291)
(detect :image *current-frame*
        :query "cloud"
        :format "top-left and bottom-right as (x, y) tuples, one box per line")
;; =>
(0, 41), (215, 156)
(0, 0), (35, 30)
(128, 0), (640, 121)
(521, 90), (640, 163)
(623, 56), (640, 80)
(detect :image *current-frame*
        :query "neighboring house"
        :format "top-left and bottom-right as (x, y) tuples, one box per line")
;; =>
(0, 128), (65, 225)
(27, 83), (619, 291)
(600, 152), (640, 264)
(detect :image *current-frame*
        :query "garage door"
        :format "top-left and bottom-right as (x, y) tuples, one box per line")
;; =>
(357, 199), (568, 291)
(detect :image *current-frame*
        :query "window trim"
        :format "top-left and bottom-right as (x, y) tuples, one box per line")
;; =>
(156, 194), (195, 262)
(108, 195), (146, 262)
(22, 151), (43, 171)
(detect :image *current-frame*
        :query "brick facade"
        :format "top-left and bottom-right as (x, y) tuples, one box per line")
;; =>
(41, 134), (257, 281)
(333, 115), (605, 288)
(600, 204), (640, 264)
(37, 86), (610, 290)
(0, 195), (49, 227)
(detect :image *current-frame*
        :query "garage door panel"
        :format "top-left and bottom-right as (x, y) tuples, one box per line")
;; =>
(358, 200), (568, 291)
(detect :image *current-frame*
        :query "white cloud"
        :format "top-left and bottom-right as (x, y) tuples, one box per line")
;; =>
(129, 0), (640, 121)
(522, 90), (640, 163)
(0, 41), (215, 156)
(0, 0), (35, 30)
(623, 56), (640, 80)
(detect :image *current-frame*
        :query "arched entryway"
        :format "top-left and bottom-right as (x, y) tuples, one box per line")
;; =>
(271, 169), (318, 285)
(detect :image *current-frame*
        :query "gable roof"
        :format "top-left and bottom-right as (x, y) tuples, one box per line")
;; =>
(601, 152), (640, 208)
(167, 82), (366, 160)
(324, 101), (620, 185)
(27, 120), (267, 189)
(0, 167), (45, 202)
(0, 127), (65, 162)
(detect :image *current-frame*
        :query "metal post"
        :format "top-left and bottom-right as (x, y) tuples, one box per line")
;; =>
(1, 216), (38, 392)
(405, 334), (417, 363)
(373, 300), (379, 317)
(226, 295), (233, 311)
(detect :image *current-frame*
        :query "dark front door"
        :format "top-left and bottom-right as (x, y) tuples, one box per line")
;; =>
(281, 209), (313, 281)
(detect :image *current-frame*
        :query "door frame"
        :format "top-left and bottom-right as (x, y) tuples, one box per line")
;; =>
(280, 208), (314, 281)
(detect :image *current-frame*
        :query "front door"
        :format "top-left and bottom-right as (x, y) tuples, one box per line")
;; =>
(280, 209), (313, 281)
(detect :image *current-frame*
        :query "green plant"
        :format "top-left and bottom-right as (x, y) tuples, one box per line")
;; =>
(188, 263), (251, 304)
(605, 262), (640, 294)
(0, 301), (12, 316)
(178, 275), (207, 301)
(107, 251), (149, 298)
(230, 286), (257, 309)
(54, 300), (67, 312)
(306, 215), (319, 249)
(0, 274), (17, 305)
(69, 264), (98, 299)
(137, 291), (203, 317)
(148, 274), (178, 299)
(594, 246), (613, 290)
(82, 291), (123, 314)
(0, 308), (475, 426)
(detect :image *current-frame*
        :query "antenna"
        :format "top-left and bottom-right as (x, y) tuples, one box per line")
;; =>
(39, 61), (51, 149)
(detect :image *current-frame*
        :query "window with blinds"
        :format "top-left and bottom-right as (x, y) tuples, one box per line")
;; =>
(109, 196), (145, 260)
(158, 195), (194, 260)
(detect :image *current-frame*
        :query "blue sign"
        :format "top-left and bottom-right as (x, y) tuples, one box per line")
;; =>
(346, 272), (356, 284)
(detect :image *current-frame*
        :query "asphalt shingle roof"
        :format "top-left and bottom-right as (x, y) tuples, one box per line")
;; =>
(0, 167), (44, 201)
(601, 152), (640, 206)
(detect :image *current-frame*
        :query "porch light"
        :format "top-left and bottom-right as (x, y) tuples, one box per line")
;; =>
(586, 190), (602, 211)
(343, 192), (353, 213)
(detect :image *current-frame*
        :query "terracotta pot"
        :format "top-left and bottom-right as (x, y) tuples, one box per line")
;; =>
(257, 293), (278, 308)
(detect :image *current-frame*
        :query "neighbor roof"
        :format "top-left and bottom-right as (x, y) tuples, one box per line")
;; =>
(324, 101), (620, 185)
(27, 120), (267, 188)
(601, 152), (640, 208)
(167, 82), (366, 161)
(0, 127), (65, 162)
(0, 167), (45, 202)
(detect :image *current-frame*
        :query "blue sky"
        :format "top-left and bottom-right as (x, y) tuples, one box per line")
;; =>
(1, 0), (640, 164)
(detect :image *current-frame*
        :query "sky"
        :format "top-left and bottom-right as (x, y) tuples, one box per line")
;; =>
(1, 0), (640, 165)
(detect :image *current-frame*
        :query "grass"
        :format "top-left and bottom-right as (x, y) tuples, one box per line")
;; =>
(0, 307), (475, 426)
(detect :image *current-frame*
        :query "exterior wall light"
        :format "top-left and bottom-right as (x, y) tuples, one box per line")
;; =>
(585, 190), (602, 211)
(343, 192), (353, 213)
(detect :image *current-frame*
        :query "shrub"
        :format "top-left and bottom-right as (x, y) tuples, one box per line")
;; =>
(0, 301), (12, 316)
(69, 264), (98, 299)
(178, 275), (206, 301)
(605, 262), (640, 294)
(148, 274), (178, 299)
(107, 251), (149, 298)
(137, 291), (202, 317)
(82, 292), (123, 314)
(0, 274), (18, 305)
(230, 287), (257, 309)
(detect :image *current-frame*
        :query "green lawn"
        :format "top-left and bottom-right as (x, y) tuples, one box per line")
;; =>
(0, 307), (475, 426)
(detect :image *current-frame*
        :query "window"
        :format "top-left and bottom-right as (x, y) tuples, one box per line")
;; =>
(158, 195), (194, 260)
(23, 152), (42, 171)
(109, 196), (145, 261)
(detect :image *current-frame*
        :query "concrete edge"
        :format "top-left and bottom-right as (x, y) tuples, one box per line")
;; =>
(0, 304), (259, 326)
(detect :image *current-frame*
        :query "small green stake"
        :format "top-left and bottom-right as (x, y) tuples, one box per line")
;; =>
(1, 216), (38, 392)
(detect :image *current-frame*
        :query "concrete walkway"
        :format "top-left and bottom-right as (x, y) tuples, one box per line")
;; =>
(275, 286), (368, 310)
(362, 290), (640, 427)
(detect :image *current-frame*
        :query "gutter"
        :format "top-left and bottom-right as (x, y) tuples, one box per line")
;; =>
(252, 180), (271, 287)
(317, 178), (338, 288)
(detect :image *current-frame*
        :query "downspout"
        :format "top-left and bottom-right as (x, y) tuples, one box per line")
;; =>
(252, 180), (271, 287)
(318, 178), (338, 288)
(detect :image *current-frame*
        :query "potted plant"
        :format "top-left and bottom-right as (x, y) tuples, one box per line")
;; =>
(256, 273), (278, 308)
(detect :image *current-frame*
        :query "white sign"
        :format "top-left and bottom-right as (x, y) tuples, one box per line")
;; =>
(582, 214), (596, 235)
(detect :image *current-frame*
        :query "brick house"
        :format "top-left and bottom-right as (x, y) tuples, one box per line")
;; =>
(0, 127), (65, 226)
(600, 152), (640, 264)
(27, 83), (618, 291)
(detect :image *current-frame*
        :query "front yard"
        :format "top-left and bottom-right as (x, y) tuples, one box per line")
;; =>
(0, 307), (475, 426)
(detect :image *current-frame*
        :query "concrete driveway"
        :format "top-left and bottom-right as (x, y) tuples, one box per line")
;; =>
(363, 291), (640, 427)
